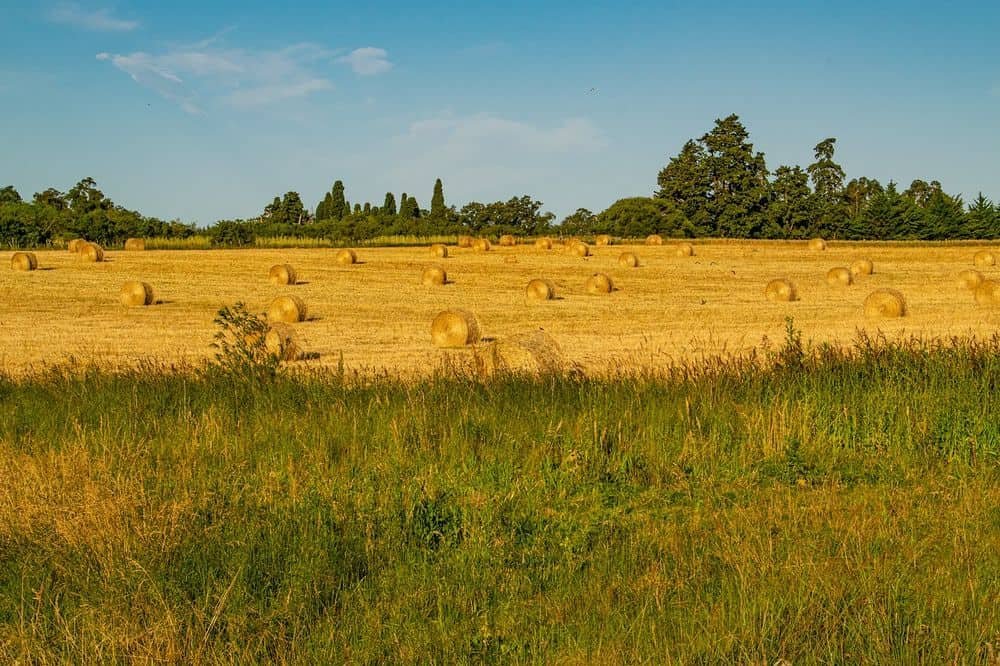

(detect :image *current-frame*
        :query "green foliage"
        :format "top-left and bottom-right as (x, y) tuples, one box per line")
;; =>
(765, 166), (816, 239)
(430, 178), (446, 219)
(383, 192), (396, 216)
(0, 185), (22, 204)
(210, 220), (256, 247)
(1, 336), (999, 661)
(209, 302), (280, 379)
(458, 195), (555, 235)
(594, 197), (692, 237)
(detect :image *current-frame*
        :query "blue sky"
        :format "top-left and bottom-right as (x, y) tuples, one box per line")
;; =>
(1, 1), (998, 224)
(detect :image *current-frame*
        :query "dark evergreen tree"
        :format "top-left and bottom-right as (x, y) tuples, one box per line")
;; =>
(430, 178), (445, 219)
(330, 180), (347, 220)
(965, 194), (997, 239)
(765, 166), (815, 239)
(383, 192), (397, 216)
(0, 185), (22, 204)
(859, 182), (923, 240)
(656, 140), (711, 234)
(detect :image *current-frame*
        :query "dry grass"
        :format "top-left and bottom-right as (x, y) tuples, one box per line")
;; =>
(431, 309), (480, 347)
(268, 264), (297, 286)
(864, 289), (907, 318)
(765, 278), (797, 302)
(826, 267), (853, 286)
(525, 278), (556, 301)
(4, 241), (1000, 376)
(119, 281), (154, 307)
(422, 266), (447, 286)
(10, 252), (37, 271)
(267, 295), (307, 323)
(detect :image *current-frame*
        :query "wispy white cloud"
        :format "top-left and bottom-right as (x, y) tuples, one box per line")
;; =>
(96, 39), (344, 113)
(336, 47), (392, 76)
(48, 3), (138, 32)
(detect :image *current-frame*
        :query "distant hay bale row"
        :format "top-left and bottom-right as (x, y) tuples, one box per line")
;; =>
(809, 238), (827, 251)
(11, 252), (38, 271)
(645, 234), (663, 246)
(826, 267), (853, 286)
(337, 249), (357, 265)
(974, 280), (1000, 306)
(585, 272), (614, 294)
(535, 237), (553, 250)
(674, 242), (695, 257)
(499, 235), (516, 247)
(864, 289), (906, 318)
(526, 278), (555, 301)
(595, 234), (612, 246)
(422, 266), (447, 286)
(268, 295), (307, 323)
(618, 251), (639, 268)
(974, 250), (995, 267)
(430, 243), (449, 258)
(268, 264), (297, 285)
(120, 281), (154, 307)
(457, 235), (474, 248)
(124, 238), (146, 251)
(473, 238), (492, 252)
(765, 278), (797, 302)
(431, 309), (480, 348)
(67, 238), (87, 253)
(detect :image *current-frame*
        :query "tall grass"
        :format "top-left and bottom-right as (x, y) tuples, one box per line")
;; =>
(0, 334), (998, 662)
(143, 234), (461, 250)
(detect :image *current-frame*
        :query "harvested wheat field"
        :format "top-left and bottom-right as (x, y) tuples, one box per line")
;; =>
(2, 240), (1000, 375)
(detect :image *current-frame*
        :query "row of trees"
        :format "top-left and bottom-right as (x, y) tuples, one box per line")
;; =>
(3, 115), (1000, 248)
(0, 179), (194, 248)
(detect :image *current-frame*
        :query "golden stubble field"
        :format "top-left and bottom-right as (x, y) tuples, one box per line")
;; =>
(2, 240), (999, 376)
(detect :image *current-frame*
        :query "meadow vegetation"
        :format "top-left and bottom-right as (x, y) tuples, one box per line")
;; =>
(1, 326), (998, 663)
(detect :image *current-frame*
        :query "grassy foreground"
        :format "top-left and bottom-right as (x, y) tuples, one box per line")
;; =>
(1, 335), (999, 663)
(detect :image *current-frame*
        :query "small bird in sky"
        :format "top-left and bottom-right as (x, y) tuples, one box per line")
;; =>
(587, 87), (598, 94)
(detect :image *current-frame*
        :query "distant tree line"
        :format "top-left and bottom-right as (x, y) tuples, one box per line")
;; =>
(0, 179), (194, 248)
(3, 113), (999, 248)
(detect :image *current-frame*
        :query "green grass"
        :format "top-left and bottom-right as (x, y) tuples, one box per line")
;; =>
(1, 333), (998, 663)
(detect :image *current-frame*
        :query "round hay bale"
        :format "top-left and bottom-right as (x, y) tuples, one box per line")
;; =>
(264, 322), (301, 361)
(826, 267), (853, 286)
(123, 238), (146, 251)
(79, 242), (104, 262)
(477, 330), (567, 377)
(765, 278), (797, 302)
(10, 252), (38, 271)
(567, 241), (590, 257)
(534, 237), (553, 250)
(336, 249), (357, 265)
(808, 238), (827, 251)
(974, 280), (1000, 306)
(525, 278), (556, 301)
(422, 266), (447, 286)
(595, 234), (612, 246)
(67, 238), (87, 253)
(267, 295), (307, 323)
(473, 238), (492, 252)
(618, 251), (639, 268)
(958, 269), (985, 290)
(645, 234), (664, 246)
(864, 289), (906, 318)
(268, 264), (297, 285)
(850, 259), (874, 277)
(120, 281), (154, 307)
(973, 250), (996, 267)
(674, 242), (695, 257)
(429, 243), (449, 258)
(457, 235), (474, 248)
(499, 234), (516, 247)
(585, 272), (614, 294)
(431, 309), (481, 348)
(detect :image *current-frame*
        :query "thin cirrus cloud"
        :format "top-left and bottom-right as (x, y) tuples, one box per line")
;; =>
(96, 36), (393, 112)
(336, 47), (393, 76)
(47, 3), (139, 31)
